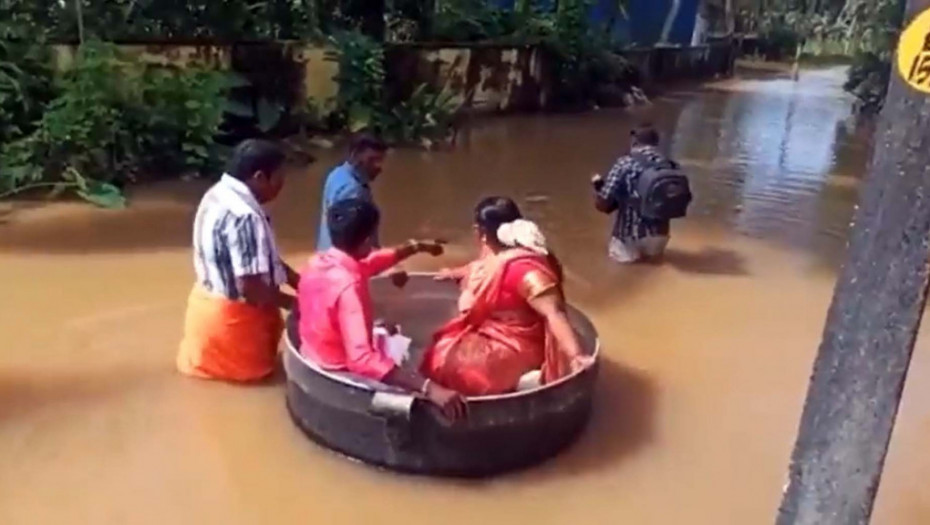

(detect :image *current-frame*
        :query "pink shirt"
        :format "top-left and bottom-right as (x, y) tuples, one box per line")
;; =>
(298, 248), (400, 380)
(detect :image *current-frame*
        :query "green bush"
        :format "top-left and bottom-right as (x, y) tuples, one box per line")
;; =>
(844, 51), (891, 114)
(431, 0), (515, 42)
(842, 0), (905, 113)
(759, 24), (801, 60)
(0, 31), (56, 145)
(132, 65), (230, 174)
(328, 30), (387, 133)
(0, 0), (322, 42)
(1, 42), (230, 207)
(380, 83), (459, 145)
(326, 30), (460, 145)
(543, 0), (605, 109)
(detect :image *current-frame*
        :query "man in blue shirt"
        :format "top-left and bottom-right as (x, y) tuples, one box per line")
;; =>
(317, 134), (409, 286)
(317, 134), (387, 251)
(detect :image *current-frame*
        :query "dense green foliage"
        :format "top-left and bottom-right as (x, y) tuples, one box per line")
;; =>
(545, 0), (605, 108)
(0, 0), (322, 41)
(431, 0), (520, 42)
(0, 42), (231, 207)
(0, 29), (56, 146)
(0, 0), (641, 206)
(328, 31), (388, 133)
(327, 30), (460, 145)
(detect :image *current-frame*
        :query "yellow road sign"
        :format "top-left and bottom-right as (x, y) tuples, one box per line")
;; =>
(897, 8), (930, 93)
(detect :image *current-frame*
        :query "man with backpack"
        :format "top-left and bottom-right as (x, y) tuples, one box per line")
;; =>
(592, 124), (692, 264)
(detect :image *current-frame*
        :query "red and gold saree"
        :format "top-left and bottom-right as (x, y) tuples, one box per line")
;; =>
(420, 248), (572, 396)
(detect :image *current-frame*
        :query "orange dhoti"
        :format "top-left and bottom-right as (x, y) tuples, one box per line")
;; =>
(177, 285), (283, 382)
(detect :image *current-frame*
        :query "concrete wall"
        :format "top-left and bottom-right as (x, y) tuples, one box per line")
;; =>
(51, 40), (733, 117)
(384, 44), (549, 113)
(295, 46), (339, 107)
(387, 42), (736, 112)
(52, 43), (232, 71)
(622, 42), (735, 88)
(52, 42), (338, 114)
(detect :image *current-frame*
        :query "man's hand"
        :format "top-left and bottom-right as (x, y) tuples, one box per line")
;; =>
(283, 262), (300, 290)
(414, 239), (447, 257)
(424, 381), (467, 421)
(591, 173), (605, 191)
(374, 318), (399, 336)
(389, 270), (409, 288)
(435, 267), (464, 282)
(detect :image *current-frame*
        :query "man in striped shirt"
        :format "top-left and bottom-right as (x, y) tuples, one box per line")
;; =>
(178, 139), (299, 382)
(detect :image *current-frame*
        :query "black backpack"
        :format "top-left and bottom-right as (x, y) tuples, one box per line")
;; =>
(631, 153), (692, 220)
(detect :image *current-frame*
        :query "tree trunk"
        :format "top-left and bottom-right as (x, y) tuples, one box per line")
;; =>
(775, 1), (930, 524)
(74, 0), (85, 43)
(725, 0), (735, 36)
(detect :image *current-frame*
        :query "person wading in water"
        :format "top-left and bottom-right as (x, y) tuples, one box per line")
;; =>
(177, 139), (299, 382)
(592, 124), (692, 264)
(317, 133), (409, 287)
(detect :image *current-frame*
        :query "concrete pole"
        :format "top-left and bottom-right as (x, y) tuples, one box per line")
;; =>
(775, 1), (930, 524)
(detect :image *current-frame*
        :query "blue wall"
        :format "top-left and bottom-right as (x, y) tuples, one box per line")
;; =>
(491, 0), (700, 47)
(615, 0), (700, 46)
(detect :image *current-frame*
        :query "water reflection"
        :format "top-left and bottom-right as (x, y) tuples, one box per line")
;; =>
(669, 68), (870, 261)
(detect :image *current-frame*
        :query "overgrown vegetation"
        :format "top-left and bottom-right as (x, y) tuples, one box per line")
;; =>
(431, 0), (519, 42)
(545, 0), (607, 108)
(326, 30), (460, 145)
(0, 0), (644, 207)
(1, 42), (231, 207)
(0, 0), (322, 41)
(737, 0), (906, 113)
(0, 39), (55, 158)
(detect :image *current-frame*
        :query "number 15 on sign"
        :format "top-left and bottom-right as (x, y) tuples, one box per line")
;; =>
(898, 8), (930, 93)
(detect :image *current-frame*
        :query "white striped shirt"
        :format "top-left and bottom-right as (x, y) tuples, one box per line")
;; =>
(192, 175), (285, 300)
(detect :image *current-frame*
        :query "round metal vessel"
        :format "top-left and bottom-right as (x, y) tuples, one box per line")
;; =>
(284, 273), (600, 477)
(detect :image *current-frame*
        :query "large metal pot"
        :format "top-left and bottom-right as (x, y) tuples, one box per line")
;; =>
(284, 273), (600, 477)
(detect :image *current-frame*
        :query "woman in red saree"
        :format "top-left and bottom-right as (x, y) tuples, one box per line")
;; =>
(421, 197), (593, 396)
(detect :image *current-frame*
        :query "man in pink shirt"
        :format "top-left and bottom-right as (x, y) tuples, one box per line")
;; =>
(299, 198), (466, 420)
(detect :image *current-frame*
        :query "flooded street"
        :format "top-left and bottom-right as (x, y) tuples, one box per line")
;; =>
(2, 67), (929, 524)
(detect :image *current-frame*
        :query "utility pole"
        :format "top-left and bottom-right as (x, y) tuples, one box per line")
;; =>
(775, 1), (930, 524)
(74, 0), (85, 43)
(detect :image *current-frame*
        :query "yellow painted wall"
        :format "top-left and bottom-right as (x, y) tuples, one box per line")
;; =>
(52, 44), (232, 71)
(294, 45), (340, 113)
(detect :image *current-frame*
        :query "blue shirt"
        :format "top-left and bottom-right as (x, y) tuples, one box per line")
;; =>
(317, 162), (379, 251)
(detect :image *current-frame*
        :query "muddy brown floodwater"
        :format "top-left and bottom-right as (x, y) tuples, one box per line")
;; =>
(2, 67), (930, 525)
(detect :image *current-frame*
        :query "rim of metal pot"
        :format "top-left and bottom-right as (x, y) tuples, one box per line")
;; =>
(285, 272), (601, 402)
